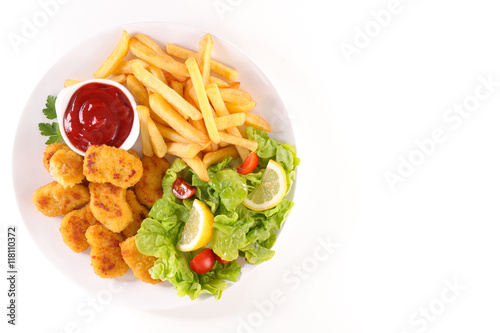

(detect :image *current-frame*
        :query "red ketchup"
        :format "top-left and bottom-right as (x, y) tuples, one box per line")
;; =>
(63, 82), (134, 152)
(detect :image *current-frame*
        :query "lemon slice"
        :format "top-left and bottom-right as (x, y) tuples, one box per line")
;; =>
(243, 160), (287, 211)
(176, 199), (214, 252)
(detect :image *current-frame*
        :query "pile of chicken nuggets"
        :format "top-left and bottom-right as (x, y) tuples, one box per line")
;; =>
(33, 143), (171, 284)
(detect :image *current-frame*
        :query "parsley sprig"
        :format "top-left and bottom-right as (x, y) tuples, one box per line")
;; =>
(38, 95), (63, 144)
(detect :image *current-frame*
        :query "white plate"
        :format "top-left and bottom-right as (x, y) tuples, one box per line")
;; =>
(12, 22), (296, 310)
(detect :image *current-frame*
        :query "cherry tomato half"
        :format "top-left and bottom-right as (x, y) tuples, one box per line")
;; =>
(190, 249), (215, 274)
(215, 253), (231, 264)
(172, 177), (197, 199)
(237, 152), (259, 175)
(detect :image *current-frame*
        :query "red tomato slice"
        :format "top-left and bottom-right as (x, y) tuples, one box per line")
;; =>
(190, 249), (215, 274)
(237, 152), (259, 175)
(172, 177), (197, 199)
(214, 253), (231, 264)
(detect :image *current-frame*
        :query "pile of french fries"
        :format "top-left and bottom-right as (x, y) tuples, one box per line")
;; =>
(65, 31), (272, 182)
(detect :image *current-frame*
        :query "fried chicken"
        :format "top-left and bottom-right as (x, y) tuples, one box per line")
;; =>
(33, 181), (90, 217)
(134, 155), (170, 208)
(59, 204), (98, 253)
(89, 182), (132, 233)
(121, 190), (149, 239)
(49, 149), (85, 187)
(83, 145), (143, 188)
(120, 236), (160, 284)
(43, 142), (72, 172)
(85, 224), (128, 278)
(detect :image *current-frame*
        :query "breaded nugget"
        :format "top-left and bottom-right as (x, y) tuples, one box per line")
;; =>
(120, 236), (160, 284)
(85, 224), (128, 278)
(127, 149), (140, 159)
(89, 182), (132, 233)
(134, 155), (170, 208)
(43, 142), (71, 172)
(84, 145), (143, 188)
(121, 190), (149, 239)
(49, 149), (85, 187)
(33, 181), (90, 217)
(60, 204), (98, 253)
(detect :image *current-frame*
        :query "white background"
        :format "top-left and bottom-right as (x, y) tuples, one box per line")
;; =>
(1, 0), (500, 332)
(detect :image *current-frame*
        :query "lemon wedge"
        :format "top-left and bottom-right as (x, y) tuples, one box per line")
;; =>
(176, 199), (214, 252)
(243, 160), (287, 211)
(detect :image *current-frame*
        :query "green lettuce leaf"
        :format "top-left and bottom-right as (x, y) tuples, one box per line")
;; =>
(135, 126), (299, 300)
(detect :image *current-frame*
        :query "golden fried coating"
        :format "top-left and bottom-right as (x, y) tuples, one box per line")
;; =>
(134, 155), (170, 208)
(33, 181), (90, 217)
(127, 149), (140, 159)
(120, 236), (160, 284)
(83, 145), (143, 188)
(89, 182), (132, 233)
(85, 224), (128, 278)
(49, 149), (85, 187)
(60, 204), (98, 253)
(121, 190), (149, 239)
(43, 143), (72, 172)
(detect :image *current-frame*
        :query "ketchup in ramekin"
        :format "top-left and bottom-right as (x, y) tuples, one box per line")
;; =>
(55, 79), (139, 156)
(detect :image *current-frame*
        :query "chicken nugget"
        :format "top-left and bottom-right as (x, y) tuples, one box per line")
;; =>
(128, 149), (140, 159)
(33, 181), (90, 217)
(49, 149), (85, 187)
(43, 142), (71, 172)
(89, 182), (132, 233)
(85, 224), (128, 278)
(120, 236), (160, 284)
(121, 190), (149, 239)
(60, 204), (98, 253)
(84, 145), (143, 188)
(134, 155), (170, 208)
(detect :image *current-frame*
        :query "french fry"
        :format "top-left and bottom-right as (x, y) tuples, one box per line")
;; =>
(126, 74), (149, 107)
(156, 123), (193, 143)
(226, 101), (257, 113)
(165, 142), (203, 159)
(94, 30), (130, 79)
(132, 63), (202, 120)
(136, 105), (154, 157)
(129, 37), (189, 78)
(202, 146), (239, 167)
(227, 82), (240, 89)
(133, 33), (165, 54)
(219, 88), (252, 104)
(64, 79), (81, 87)
(185, 57), (220, 144)
(218, 132), (258, 151)
(149, 110), (170, 127)
(110, 74), (127, 84)
(205, 84), (250, 159)
(150, 65), (167, 84)
(182, 155), (209, 182)
(183, 79), (197, 108)
(164, 71), (189, 83)
(166, 43), (238, 81)
(244, 113), (271, 132)
(197, 33), (213, 86)
(237, 127), (246, 137)
(149, 93), (208, 143)
(147, 116), (168, 158)
(215, 113), (246, 130)
(208, 76), (231, 88)
(113, 59), (149, 75)
(171, 80), (183, 96)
